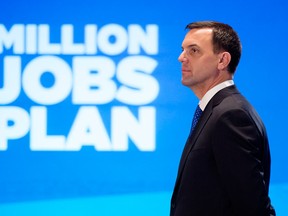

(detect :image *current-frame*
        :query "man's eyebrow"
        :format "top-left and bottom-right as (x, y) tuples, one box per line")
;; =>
(182, 44), (200, 49)
(187, 44), (199, 48)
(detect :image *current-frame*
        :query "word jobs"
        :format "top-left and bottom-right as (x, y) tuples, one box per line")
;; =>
(1, 55), (159, 105)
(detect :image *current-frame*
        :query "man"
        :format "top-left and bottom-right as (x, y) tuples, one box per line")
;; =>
(170, 21), (276, 216)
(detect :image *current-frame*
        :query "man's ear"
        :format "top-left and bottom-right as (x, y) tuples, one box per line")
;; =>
(218, 52), (231, 71)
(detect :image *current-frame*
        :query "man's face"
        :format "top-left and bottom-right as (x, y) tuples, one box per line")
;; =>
(179, 28), (220, 90)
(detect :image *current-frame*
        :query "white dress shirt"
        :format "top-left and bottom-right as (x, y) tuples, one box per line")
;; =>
(199, 80), (234, 111)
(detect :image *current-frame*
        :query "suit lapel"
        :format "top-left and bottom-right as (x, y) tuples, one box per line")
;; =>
(172, 85), (240, 197)
(175, 103), (213, 183)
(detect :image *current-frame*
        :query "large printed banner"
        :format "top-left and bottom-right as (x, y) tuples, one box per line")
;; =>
(0, 23), (159, 151)
(0, 0), (288, 215)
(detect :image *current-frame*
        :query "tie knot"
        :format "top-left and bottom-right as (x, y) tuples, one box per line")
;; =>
(194, 105), (202, 119)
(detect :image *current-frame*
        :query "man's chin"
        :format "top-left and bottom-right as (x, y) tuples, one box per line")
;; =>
(181, 79), (192, 87)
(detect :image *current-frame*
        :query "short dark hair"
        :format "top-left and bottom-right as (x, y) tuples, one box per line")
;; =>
(186, 21), (242, 74)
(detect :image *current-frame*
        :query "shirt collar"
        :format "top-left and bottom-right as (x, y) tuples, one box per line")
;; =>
(199, 80), (234, 111)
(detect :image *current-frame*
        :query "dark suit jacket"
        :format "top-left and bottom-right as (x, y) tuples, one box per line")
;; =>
(170, 86), (276, 216)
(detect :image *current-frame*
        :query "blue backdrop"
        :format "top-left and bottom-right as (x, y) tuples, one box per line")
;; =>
(0, 0), (287, 215)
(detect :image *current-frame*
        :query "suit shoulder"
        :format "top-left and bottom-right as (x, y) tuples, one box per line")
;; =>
(212, 93), (266, 135)
(213, 93), (251, 114)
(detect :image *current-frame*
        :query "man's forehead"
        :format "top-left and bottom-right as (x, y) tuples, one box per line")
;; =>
(182, 28), (213, 47)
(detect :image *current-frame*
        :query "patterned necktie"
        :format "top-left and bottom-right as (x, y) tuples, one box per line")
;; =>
(190, 105), (203, 135)
(178, 105), (203, 174)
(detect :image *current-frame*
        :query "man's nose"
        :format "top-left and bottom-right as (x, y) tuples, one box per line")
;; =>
(178, 51), (187, 62)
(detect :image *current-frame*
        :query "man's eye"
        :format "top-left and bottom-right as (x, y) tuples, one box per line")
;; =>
(190, 48), (198, 53)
